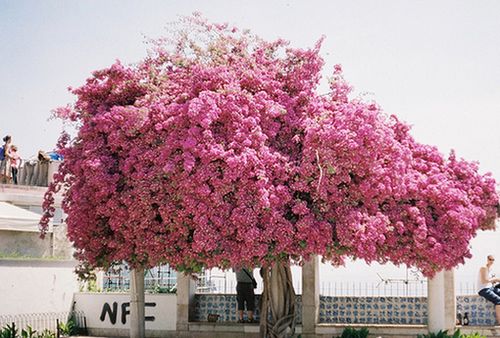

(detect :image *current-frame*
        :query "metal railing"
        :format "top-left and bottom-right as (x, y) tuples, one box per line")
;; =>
(103, 275), (178, 292)
(194, 278), (427, 297)
(199, 280), (482, 297)
(101, 264), (178, 292)
(0, 311), (85, 335)
(0, 159), (61, 187)
(456, 281), (479, 296)
(194, 276), (303, 295)
(320, 280), (428, 297)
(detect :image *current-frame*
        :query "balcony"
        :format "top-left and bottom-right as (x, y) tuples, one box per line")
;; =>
(0, 159), (61, 187)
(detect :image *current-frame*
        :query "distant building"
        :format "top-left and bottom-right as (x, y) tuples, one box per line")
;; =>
(0, 183), (72, 259)
(0, 180), (77, 316)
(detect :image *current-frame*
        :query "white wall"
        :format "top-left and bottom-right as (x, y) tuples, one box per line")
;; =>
(0, 260), (78, 315)
(74, 293), (177, 331)
(0, 231), (53, 257)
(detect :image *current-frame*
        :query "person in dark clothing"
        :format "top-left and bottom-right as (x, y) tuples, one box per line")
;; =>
(233, 267), (256, 323)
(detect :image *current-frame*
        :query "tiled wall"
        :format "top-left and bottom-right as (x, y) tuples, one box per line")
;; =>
(193, 294), (496, 326)
(192, 294), (302, 323)
(319, 296), (427, 324)
(193, 294), (251, 322)
(457, 295), (496, 326)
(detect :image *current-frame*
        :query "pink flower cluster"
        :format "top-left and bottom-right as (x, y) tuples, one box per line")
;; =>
(40, 15), (499, 276)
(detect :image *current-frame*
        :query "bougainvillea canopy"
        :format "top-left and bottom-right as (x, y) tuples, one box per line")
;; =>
(41, 15), (498, 276)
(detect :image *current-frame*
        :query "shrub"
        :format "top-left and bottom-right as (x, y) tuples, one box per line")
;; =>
(0, 324), (18, 338)
(37, 329), (55, 338)
(21, 326), (37, 338)
(58, 317), (77, 337)
(461, 333), (486, 338)
(337, 327), (370, 338)
(418, 329), (486, 338)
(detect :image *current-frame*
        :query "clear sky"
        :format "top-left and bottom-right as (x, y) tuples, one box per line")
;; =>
(1, 0), (499, 285)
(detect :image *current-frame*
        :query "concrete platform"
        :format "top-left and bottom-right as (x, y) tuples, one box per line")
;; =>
(75, 323), (500, 337)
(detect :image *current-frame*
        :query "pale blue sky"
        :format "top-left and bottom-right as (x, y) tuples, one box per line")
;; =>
(1, 0), (499, 284)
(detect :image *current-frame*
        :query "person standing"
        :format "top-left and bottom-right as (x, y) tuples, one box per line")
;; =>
(234, 266), (257, 323)
(0, 135), (12, 183)
(8, 145), (21, 185)
(477, 255), (500, 324)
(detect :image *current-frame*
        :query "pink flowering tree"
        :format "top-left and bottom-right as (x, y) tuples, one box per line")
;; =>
(41, 15), (498, 338)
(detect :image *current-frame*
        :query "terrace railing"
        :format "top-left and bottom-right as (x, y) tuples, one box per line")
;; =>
(0, 159), (61, 187)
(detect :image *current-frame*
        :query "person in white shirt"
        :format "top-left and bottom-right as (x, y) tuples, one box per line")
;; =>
(478, 255), (500, 324)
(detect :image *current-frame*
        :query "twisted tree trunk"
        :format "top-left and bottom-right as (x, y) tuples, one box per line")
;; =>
(259, 262), (296, 338)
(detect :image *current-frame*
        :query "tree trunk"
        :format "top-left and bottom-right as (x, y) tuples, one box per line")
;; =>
(259, 262), (296, 338)
(130, 267), (145, 338)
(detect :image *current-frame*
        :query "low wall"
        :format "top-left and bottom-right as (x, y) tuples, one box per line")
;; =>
(320, 296), (428, 324)
(0, 259), (78, 315)
(0, 159), (60, 187)
(193, 294), (303, 323)
(192, 294), (496, 326)
(73, 293), (177, 337)
(62, 293), (500, 337)
(0, 230), (53, 257)
(458, 295), (496, 326)
(320, 295), (496, 325)
(193, 294), (426, 324)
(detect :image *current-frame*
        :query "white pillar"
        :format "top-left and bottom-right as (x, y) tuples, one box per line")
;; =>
(130, 268), (145, 338)
(95, 269), (105, 292)
(302, 256), (320, 338)
(427, 269), (456, 333)
(47, 161), (61, 185)
(177, 272), (196, 332)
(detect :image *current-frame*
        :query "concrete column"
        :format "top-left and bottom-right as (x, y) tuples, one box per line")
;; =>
(52, 223), (73, 259)
(95, 269), (105, 292)
(302, 255), (320, 338)
(427, 269), (456, 333)
(130, 268), (145, 338)
(47, 161), (61, 185)
(177, 272), (196, 332)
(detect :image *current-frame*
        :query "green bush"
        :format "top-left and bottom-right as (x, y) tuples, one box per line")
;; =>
(460, 333), (486, 338)
(36, 329), (55, 338)
(21, 326), (37, 338)
(149, 284), (177, 294)
(418, 329), (486, 338)
(0, 323), (67, 338)
(58, 317), (77, 337)
(0, 323), (18, 338)
(337, 327), (370, 338)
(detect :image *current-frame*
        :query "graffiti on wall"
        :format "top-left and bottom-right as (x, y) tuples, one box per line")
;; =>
(99, 302), (157, 325)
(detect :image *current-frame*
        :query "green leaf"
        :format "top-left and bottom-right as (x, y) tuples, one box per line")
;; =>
(326, 164), (336, 175)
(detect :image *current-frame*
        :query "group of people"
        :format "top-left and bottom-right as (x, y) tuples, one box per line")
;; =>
(0, 135), (21, 184)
